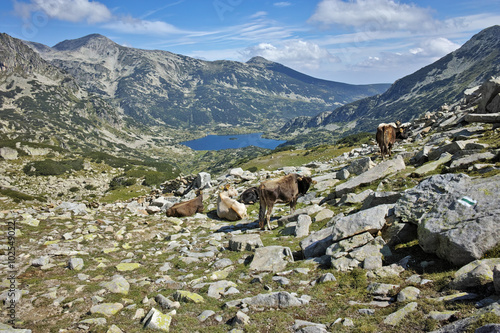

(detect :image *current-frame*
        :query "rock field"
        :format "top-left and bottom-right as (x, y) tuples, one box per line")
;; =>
(1, 78), (500, 332)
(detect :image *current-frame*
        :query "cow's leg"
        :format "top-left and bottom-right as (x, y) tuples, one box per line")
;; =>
(258, 204), (266, 229)
(289, 196), (298, 215)
(264, 202), (274, 230)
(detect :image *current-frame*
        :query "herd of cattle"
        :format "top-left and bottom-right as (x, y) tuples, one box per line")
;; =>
(165, 122), (409, 230)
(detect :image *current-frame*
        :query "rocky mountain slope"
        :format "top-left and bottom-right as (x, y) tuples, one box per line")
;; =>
(1, 76), (499, 332)
(281, 25), (500, 136)
(25, 34), (390, 128)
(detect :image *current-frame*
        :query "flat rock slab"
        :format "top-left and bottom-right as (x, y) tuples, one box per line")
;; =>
(249, 246), (294, 272)
(383, 302), (418, 326)
(229, 234), (264, 252)
(335, 156), (405, 198)
(90, 303), (123, 316)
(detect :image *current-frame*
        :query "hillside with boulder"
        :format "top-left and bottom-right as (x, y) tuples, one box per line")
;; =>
(1, 77), (500, 332)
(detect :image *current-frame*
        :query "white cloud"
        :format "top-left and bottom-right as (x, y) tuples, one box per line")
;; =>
(241, 39), (339, 70)
(309, 0), (441, 33)
(104, 16), (186, 35)
(15, 0), (112, 24)
(409, 37), (460, 57)
(274, 2), (292, 7)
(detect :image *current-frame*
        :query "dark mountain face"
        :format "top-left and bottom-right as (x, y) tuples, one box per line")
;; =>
(281, 25), (500, 134)
(0, 33), (123, 151)
(24, 34), (390, 128)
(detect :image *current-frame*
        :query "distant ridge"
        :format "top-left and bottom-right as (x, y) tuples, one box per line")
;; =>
(22, 33), (391, 128)
(281, 25), (500, 135)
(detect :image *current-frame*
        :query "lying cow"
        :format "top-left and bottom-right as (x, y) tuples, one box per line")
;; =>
(376, 122), (402, 160)
(239, 186), (259, 204)
(258, 173), (314, 230)
(166, 192), (203, 217)
(217, 187), (248, 221)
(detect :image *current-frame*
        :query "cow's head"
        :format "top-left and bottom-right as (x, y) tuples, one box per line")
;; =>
(297, 176), (314, 195)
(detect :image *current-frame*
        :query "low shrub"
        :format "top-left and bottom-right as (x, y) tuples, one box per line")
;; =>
(23, 158), (84, 176)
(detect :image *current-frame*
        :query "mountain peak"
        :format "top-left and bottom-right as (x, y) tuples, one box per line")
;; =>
(53, 33), (117, 51)
(246, 56), (274, 65)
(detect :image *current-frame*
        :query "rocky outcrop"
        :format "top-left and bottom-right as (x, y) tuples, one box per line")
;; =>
(395, 174), (500, 265)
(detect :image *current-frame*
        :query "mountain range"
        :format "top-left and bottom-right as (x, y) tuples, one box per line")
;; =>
(281, 25), (500, 136)
(1, 25), (499, 160)
(24, 34), (389, 129)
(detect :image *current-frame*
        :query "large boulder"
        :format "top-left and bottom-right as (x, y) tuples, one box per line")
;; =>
(300, 205), (390, 258)
(0, 147), (18, 160)
(395, 174), (500, 266)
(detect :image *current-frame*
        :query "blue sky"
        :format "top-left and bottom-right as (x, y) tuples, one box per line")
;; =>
(1, 0), (499, 84)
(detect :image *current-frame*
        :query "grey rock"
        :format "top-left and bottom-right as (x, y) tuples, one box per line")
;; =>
(361, 191), (402, 210)
(412, 152), (452, 177)
(335, 156), (405, 198)
(0, 147), (18, 160)
(449, 151), (497, 170)
(212, 258), (233, 270)
(68, 258), (84, 271)
(494, 265), (500, 295)
(229, 234), (264, 252)
(231, 311), (250, 326)
(142, 308), (172, 332)
(346, 157), (375, 176)
(367, 283), (399, 296)
(100, 275), (130, 295)
(338, 189), (373, 205)
(207, 280), (237, 299)
(363, 256), (383, 270)
(249, 246), (294, 272)
(32, 256), (50, 267)
(428, 310), (457, 321)
(301, 205), (389, 258)
(198, 310), (215, 322)
(383, 302), (418, 326)
(295, 215), (312, 237)
(395, 173), (500, 265)
(224, 291), (308, 309)
(397, 286), (420, 302)
(155, 294), (180, 309)
(56, 202), (88, 215)
(293, 320), (328, 333)
(317, 273), (337, 283)
(450, 259), (500, 290)
(195, 172), (211, 189)
(331, 257), (360, 271)
(476, 324), (500, 333)
(326, 232), (374, 257)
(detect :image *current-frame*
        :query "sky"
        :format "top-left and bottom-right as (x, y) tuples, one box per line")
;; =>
(1, 0), (499, 84)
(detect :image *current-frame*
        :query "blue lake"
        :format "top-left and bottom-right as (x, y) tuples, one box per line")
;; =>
(181, 132), (286, 151)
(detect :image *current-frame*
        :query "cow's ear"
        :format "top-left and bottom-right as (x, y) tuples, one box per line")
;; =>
(297, 176), (303, 181)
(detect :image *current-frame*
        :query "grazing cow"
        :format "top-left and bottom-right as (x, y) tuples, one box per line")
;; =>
(166, 192), (203, 217)
(376, 122), (400, 160)
(217, 187), (248, 221)
(258, 173), (314, 230)
(239, 186), (259, 204)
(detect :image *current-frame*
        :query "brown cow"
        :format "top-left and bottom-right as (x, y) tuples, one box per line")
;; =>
(258, 173), (314, 230)
(376, 122), (401, 160)
(166, 192), (203, 217)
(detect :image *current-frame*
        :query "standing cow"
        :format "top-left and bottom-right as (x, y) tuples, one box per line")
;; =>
(258, 173), (314, 230)
(376, 122), (405, 160)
